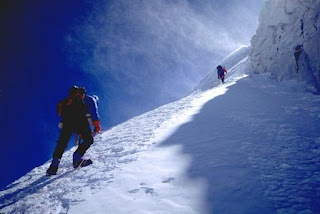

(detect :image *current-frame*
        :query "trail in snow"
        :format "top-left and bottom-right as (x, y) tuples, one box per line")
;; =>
(0, 68), (238, 213)
(1, 56), (320, 214)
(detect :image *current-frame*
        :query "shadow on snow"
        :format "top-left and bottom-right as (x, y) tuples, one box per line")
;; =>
(158, 76), (320, 213)
(0, 170), (73, 210)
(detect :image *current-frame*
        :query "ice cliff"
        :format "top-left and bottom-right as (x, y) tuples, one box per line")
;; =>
(250, 0), (320, 89)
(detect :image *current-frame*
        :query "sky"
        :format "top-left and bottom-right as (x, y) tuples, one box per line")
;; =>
(0, 0), (264, 189)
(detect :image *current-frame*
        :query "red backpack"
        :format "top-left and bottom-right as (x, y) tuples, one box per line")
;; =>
(57, 93), (85, 118)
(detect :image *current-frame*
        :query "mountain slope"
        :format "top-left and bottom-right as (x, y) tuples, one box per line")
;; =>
(1, 53), (320, 213)
(194, 46), (251, 91)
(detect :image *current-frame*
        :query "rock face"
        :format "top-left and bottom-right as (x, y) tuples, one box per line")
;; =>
(250, 0), (320, 89)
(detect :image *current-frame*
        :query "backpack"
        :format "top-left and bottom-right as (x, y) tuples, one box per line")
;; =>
(217, 67), (224, 76)
(217, 67), (227, 76)
(57, 93), (85, 119)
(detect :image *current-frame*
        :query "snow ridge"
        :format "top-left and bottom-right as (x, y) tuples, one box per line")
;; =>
(194, 46), (251, 91)
(0, 63), (247, 213)
(1, 49), (320, 213)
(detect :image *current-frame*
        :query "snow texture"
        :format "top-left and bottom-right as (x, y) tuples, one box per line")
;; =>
(250, 0), (320, 89)
(194, 45), (251, 91)
(1, 51), (320, 213)
(1, 2), (320, 212)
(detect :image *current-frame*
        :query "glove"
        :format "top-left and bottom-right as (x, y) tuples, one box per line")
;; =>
(58, 122), (63, 129)
(93, 120), (101, 133)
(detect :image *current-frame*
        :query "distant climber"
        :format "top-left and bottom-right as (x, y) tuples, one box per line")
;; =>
(217, 65), (227, 83)
(46, 86), (101, 176)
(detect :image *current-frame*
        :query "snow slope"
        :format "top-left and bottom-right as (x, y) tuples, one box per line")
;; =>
(194, 46), (251, 91)
(1, 51), (320, 213)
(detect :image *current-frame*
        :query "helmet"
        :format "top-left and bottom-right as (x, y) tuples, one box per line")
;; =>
(217, 65), (222, 69)
(79, 87), (86, 95)
(68, 85), (80, 96)
(68, 85), (86, 97)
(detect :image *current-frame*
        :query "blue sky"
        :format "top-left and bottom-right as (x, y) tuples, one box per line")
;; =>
(0, 0), (264, 189)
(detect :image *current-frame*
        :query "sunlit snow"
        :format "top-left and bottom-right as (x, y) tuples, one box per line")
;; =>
(1, 49), (320, 213)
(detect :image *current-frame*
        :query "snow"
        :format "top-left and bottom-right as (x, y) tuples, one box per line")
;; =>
(1, 48), (320, 213)
(194, 45), (251, 91)
(250, 0), (320, 88)
(1, 2), (320, 210)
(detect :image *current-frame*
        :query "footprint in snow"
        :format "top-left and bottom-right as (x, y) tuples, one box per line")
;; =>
(128, 189), (140, 194)
(162, 177), (175, 183)
(141, 187), (155, 194)
(111, 147), (124, 153)
(128, 185), (158, 196)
